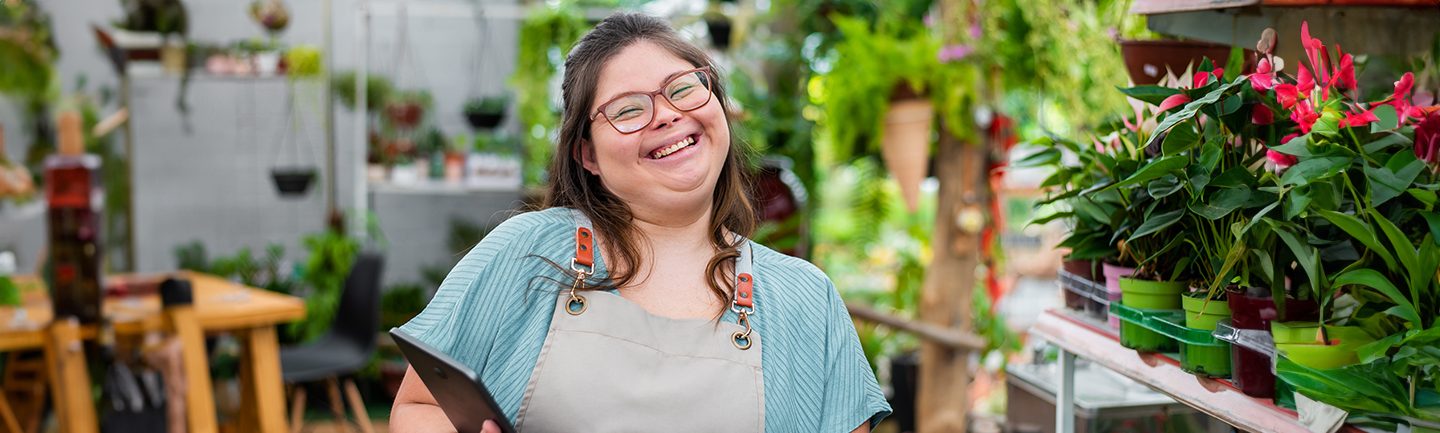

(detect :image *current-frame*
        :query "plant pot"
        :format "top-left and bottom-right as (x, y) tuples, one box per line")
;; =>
(880, 97), (933, 212)
(1272, 322), (1374, 370)
(269, 167), (316, 196)
(706, 17), (733, 50)
(1119, 40), (1236, 85)
(1118, 278), (1184, 351)
(465, 111), (505, 129)
(1227, 289), (1318, 398)
(444, 152), (465, 183)
(161, 42), (187, 75)
(1182, 292), (1230, 331)
(254, 51), (282, 76)
(386, 103), (424, 129)
(1061, 258), (1106, 320)
(367, 164), (388, 182)
(1100, 262), (1132, 329)
(389, 163), (422, 184)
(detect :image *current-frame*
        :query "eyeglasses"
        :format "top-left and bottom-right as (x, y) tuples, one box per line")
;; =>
(589, 67), (715, 135)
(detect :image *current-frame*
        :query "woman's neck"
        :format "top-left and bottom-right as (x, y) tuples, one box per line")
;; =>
(629, 202), (714, 249)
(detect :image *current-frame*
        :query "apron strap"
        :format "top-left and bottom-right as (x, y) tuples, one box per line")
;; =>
(567, 208), (755, 312)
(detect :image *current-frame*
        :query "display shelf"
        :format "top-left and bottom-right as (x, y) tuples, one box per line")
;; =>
(0, 199), (43, 222)
(368, 178), (520, 196)
(1031, 309), (1365, 433)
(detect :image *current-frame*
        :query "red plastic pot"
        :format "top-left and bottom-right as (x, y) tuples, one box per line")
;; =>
(1227, 288), (1318, 398)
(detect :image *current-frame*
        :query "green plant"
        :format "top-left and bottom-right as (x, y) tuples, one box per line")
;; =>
(379, 283), (428, 330)
(289, 228), (360, 342)
(464, 95), (509, 115)
(510, 2), (587, 186)
(283, 45), (322, 78)
(818, 15), (938, 163)
(0, 2), (56, 102)
(115, 0), (188, 37)
(331, 70), (393, 112)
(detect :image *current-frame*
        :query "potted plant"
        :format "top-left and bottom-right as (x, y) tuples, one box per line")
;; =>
(385, 90), (430, 130)
(1119, 38), (1241, 86)
(821, 15), (939, 212)
(113, 0), (188, 68)
(462, 95), (508, 130)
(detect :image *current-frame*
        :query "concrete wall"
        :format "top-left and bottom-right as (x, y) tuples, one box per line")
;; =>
(2, 0), (525, 287)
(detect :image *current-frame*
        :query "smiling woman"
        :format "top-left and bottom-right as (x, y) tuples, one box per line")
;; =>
(389, 13), (889, 433)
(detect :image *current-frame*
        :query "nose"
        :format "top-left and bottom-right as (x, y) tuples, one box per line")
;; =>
(649, 95), (684, 130)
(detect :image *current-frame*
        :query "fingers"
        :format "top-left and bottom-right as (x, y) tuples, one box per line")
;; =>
(481, 419), (501, 433)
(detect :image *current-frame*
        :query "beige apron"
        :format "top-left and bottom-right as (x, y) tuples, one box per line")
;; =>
(513, 212), (764, 433)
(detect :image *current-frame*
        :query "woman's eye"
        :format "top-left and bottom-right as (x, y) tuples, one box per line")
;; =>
(669, 84), (695, 99)
(610, 106), (644, 120)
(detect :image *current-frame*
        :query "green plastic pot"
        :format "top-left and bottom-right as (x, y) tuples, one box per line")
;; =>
(1182, 292), (1231, 331)
(1118, 278), (1184, 351)
(1271, 322), (1374, 370)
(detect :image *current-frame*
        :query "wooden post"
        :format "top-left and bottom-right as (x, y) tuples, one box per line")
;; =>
(44, 319), (97, 433)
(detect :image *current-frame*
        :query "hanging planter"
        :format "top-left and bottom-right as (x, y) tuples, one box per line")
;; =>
(704, 13), (733, 51)
(270, 166), (316, 197)
(1119, 39), (1243, 85)
(463, 96), (508, 130)
(880, 84), (933, 212)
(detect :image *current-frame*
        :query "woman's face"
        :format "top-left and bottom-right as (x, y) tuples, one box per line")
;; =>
(581, 40), (730, 220)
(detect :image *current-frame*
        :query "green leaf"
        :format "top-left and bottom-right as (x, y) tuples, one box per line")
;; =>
(1285, 188), (1312, 220)
(1332, 268), (1421, 326)
(1102, 155), (1189, 192)
(1356, 332), (1406, 363)
(1119, 85), (1181, 106)
(1369, 209), (1420, 286)
(1148, 176), (1184, 199)
(1161, 123), (1200, 156)
(1421, 211), (1440, 246)
(1363, 132), (1412, 154)
(1189, 188), (1251, 219)
(1371, 104), (1399, 132)
(1271, 133), (1314, 157)
(1366, 155), (1424, 207)
(1271, 222), (1320, 296)
(1316, 210), (1397, 272)
(1219, 94), (1243, 116)
(1189, 173), (1211, 194)
(1015, 148), (1061, 168)
(1224, 47), (1245, 82)
(1131, 209), (1185, 239)
(1280, 156), (1351, 187)
(1147, 76), (1249, 148)
(1198, 139), (1222, 175)
(1212, 166), (1255, 189)
(1409, 188), (1438, 207)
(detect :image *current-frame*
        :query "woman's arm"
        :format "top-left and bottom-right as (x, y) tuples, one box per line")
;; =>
(851, 422), (872, 433)
(389, 366), (503, 433)
(389, 366), (457, 433)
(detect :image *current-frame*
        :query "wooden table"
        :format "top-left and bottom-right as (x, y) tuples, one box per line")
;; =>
(0, 272), (305, 433)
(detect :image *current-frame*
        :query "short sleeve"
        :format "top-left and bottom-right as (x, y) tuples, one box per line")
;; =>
(819, 279), (892, 431)
(394, 213), (536, 367)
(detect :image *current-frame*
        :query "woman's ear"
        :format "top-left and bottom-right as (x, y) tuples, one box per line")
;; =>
(577, 139), (602, 176)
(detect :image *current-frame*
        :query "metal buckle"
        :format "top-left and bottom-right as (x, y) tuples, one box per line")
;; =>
(731, 311), (753, 350)
(570, 258), (593, 275)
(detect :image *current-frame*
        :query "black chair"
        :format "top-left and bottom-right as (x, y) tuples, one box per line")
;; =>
(281, 252), (383, 433)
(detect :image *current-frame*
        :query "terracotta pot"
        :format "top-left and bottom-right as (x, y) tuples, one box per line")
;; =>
(881, 98), (933, 212)
(1119, 40), (1254, 85)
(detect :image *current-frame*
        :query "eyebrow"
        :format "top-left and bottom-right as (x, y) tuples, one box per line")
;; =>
(592, 68), (695, 112)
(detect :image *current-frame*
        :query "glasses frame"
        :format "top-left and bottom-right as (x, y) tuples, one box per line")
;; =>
(588, 66), (716, 135)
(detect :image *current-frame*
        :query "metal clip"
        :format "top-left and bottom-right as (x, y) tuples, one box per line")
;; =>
(566, 272), (588, 316)
(731, 311), (753, 350)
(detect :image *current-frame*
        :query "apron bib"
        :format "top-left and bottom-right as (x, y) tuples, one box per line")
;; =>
(513, 211), (764, 433)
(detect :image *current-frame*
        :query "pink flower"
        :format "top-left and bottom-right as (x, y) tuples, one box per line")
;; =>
(1266, 149), (1299, 174)
(1301, 22), (1329, 86)
(1298, 63), (1317, 94)
(1282, 133), (1301, 144)
(1416, 111), (1440, 166)
(1195, 68), (1224, 88)
(938, 44), (974, 63)
(1276, 84), (1302, 109)
(1158, 94), (1192, 112)
(1252, 104), (1275, 125)
(1381, 72), (1426, 123)
(1292, 101), (1321, 134)
(1250, 58), (1276, 92)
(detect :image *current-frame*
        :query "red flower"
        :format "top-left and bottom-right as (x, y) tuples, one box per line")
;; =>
(1250, 58), (1276, 92)
(1158, 94), (1192, 112)
(1332, 46), (1356, 92)
(1416, 111), (1440, 166)
(1266, 149), (1299, 174)
(1276, 84), (1302, 109)
(1253, 104), (1275, 125)
(1282, 133), (1302, 144)
(1300, 22), (1329, 86)
(1381, 72), (1426, 122)
(1340, 109), (1378, 129)
(1292, 102), (1321, 134)
(1298, 63), (1317, 94)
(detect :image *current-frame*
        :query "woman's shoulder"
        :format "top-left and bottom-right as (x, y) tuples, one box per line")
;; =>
(748, 241), (837, 304)
(483, 207), (584, 244)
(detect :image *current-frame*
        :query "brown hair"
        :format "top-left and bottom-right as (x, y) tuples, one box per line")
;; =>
(542, 13), (757, 316)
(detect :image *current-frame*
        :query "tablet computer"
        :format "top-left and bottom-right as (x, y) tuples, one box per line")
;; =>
(390, 329), (518, 433)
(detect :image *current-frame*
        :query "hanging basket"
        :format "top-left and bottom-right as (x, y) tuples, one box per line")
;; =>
(881, 97), (934, 212)
(706, 17), (733, 51)
(270, 166), (316, 197)
(1119, 40), (1248, 85)
(465, 110), (505, 130)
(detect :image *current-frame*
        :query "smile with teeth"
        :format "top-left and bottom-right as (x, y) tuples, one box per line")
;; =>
(649, 135), (696, 159)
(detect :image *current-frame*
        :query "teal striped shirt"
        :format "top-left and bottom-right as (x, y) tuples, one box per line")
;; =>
(398, 207), (891, 431)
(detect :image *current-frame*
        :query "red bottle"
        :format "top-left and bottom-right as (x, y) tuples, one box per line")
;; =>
(45, 111), (104, 323)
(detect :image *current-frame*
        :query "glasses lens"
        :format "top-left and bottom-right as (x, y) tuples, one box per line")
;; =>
(666, 71), (712, 111)
(602, 94), (654, 134)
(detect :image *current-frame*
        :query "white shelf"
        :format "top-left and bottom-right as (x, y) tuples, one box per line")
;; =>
(1031, 309), (1366, 433)
(0, 199), (44, 222)
(368, 179), (519, 195)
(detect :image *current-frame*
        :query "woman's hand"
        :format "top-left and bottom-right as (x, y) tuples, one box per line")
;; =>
(479, 420), (502, 433)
